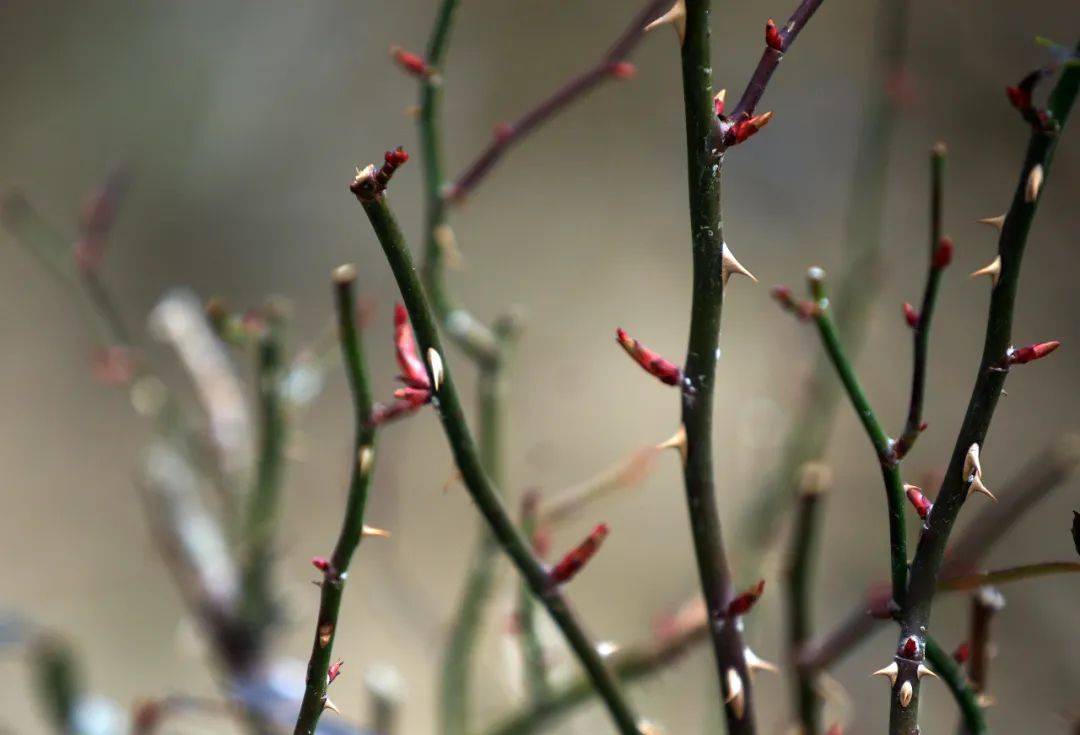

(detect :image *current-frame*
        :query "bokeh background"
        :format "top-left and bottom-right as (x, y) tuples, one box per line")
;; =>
(1, 1), (1078, 733)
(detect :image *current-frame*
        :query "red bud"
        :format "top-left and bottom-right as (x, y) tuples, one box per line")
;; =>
(1008, 340), (1060, 365)
(952, 641), (970, 664)
(394, 304), (430, 389)
(390, 46), (430, 77)
(933, 236), (954, 269)
(615, 328), (682, 386)
(493, 121), (514, 143)
(608, 62), (637, 80)
(550, 524), (609, 585)
(726, 579), (765, 617)
(730, 111), (773, 144)
(903, 302), (919, 329)
(312, 556), (331, 572)
(905, 484), (932, 520)
(900, 636), (919, 658)
(764, 19), (784, 51)
(1005, 85), (1029, 111)
(327, 660), (344, 684)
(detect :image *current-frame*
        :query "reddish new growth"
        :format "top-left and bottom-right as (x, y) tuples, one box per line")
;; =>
(1007, 340), (1060, 366)
(608, 62), (637, 80)
(1006, 68), (1052, 130)
(312, 556), (331, 573)
(327, 660), (344, 685)
(726, 579), (766, 618)
(370, 304), (434, 426)
(75, 170), (128, 272)
(933, 235), (954, 270)
(615, 328), (682, 386)
(905, 484), (932, 520)
(952, 641), (971, 664)
(350, 148), (409, 203)
(900, 635), (919, 659)
(764, 19), (784, 52)
(390, 46), (431, 78)
(903, 302), (919, 329)
(771, 285), (818, 321)
(726, 111), (774, 146)
(550, 523), (609, 585)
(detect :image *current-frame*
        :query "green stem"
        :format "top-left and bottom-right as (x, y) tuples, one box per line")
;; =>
(517, 491), (551, 708)
(925, 636), (986, 734)
(807, 272), (908, 608)
(357, 192), (641, 735)
(293, 267), (377, 734)
(893, 49), (1079, 735)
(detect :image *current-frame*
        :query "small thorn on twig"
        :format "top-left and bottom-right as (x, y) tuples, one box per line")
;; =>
(643, 0), (687, 45)
(427, 347), (444, 391)
(964, 443), (996, 502)
(358, 446), (374, 475)
(729, 111), (773, 145)
(977, 214), (1006, 231)
(362, 525), (391, 539)
(1025, 164), (1044, 203)
(871, 661), (899, 685)
(724, 668), (746, 719)
(744, 647), (780, 678)
(657, 425), (688, 463)
(916, 664), (937, 680)
(721, 242), (757, 284)
(970, 255), (1002, 287)
(323, 697), (342, 715)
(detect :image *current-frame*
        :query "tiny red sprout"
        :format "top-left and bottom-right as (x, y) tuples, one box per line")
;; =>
(905, 484), (932, 520)
(953, 641), (971, 664)
(550, 523), (610, 585)
(903, 302), (919, 329)
(390, 46), (430, 77)
(825, 726), (844, 735)
(900, 636), (919, 658)
(615, 327), (682, 386)
(771, 285), (817, 321)
(764, 19), (784, 51)
(1005, 85), (1030, 111)
(713, 90), (726, 116)
(311, 556), (331, 572)
(726, 579), (766, 617)
(327, 660), (344, 685)
(730, 111), (773, 144)
(608, 61), (637, 80)
(384, 147), (409, 166)
(918, 421), (929, 432)
(394, 304), (430, 389)
(933, 236), (954, 269)
(1008, 340), (1060, 365)
(393, 386), (432, 405)
(493, 121), (514, 143)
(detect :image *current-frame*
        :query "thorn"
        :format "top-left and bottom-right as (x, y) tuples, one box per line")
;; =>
(765, 18), (784, 51)
(976, 693), (997, 708)
(427, 347), (444, 390)
(362, 525), (391, 539)
(1025, 164), (1044, 203)
(596, 640), (620, 658)
(744, 647), (780, 678)
(644, 0), (687, 45)
(657, 425), (688, 463)
(970, 255), (1002, 287)
(977, 214), (1005, 231)
(323, 698), (341, 715)
(721, 242), (758, 284)
(318, 624), (334, 648)
(964, 443), (997, 502)
(359, 446), (375, 475)
(899, 680), (913, 708)
(871, 661), (899, 686)
(917, 664), (937, 680)
(442, 468), (462, 492)
(713, 88), (727, 116)
(724, 668), (746, 719)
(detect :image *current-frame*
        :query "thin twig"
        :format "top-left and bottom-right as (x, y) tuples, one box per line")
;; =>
(444, 0), (669, 203)
(293, 266), (377, 734)
(938, 561), (1080, 592)
(893, 53), (1079, 735)
(517, 490), (552, 708)
(925, 635), (986, 734)
(354, 187), (642, 735)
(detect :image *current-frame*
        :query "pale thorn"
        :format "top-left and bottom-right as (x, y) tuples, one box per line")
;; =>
(323, 698), (342, 715)
(899, 680), (914, 708)
(1025, 164), (1044, 203)
(643, 0), (687, 45)
(596, 640), (620, 658)
(969, 254), (1002, 287)
(714, 88), (727, 111)
(976, 693), (997, 708)
(358, 446), (375, 475)
(433, 223), (464, 269)
(967, 475), (997, 502)
(916, 664), (938, 680)
(657, 425), (688, 463)
(638, 721), (666, 735)
(744, 647), (780, 677)
(963, 443), (997, 502)
(427, 347), (444, 390)
(443, 468), (462, 492)
(721, 242), (758, 284)
(976, 214), (1006, 231)
(871, 661), (899, 686)
(724, 668), (746, 719)
(362, 525), (392, 539)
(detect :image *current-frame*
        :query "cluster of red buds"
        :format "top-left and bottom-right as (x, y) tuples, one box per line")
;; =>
(1005, 340), (1060, 366)
(770, 285), (819, 321)
(1005, 68), (1053, 130)
(75, 169), (128, 272)
(350, 148), (409, 203)
(904, 484), (933, 520)
(615, 327), (682, 386)
(726, 579), (765, 618)
(607, 61), (638, 80)
(764, 19), (784, 52)
(390, 46), (433, 78)
(370, 304), (435, 425)
(549, 523), (609, 585)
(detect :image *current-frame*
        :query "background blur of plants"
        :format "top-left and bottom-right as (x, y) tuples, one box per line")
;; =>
(1, 1), (1078, 733)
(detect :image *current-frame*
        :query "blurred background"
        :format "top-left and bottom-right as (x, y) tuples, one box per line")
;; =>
(1, 0), (1078, 733)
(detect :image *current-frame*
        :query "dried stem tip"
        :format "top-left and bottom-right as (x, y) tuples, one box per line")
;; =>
(933, 236), (954, 269)
(1007, 340), (1060, 365)
(726, 579), (766, 617)
(615, 328), (683, 386)
(550, 523), (610, 585)
(904, 484), (932, 520)
(764, 19), (784, 51)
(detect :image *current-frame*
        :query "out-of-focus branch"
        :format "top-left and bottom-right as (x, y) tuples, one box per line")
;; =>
(517, 490), (551, 708)
(964, 586), (1005, 724)
(538, 446), (660, 527)
(938, 561), (1080, 592)
(293, 266), (378, 734)
(352, 177), (642, 734)
(443, 0), (669, 204)
(784, 464), (831, 735)
(924, 636), (985, 735)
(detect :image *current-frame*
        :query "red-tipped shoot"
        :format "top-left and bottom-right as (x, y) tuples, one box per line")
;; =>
(312, 556), (331, 573)
(327, 660), (344, 685)
(903, 302), (919, 329)
(550, 523), (609, 585)
(1007, 340), (1060, 366)
(726, 579), (766, 618)
(390, 46), (431, 78)
(764, 19), (784, 51)
(615, 328), (682, 386)
(608, 61), (637, 80)
(771, 285), (818, 321)
(933, 235), (954, 269)
(905, 484), (932, 520)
